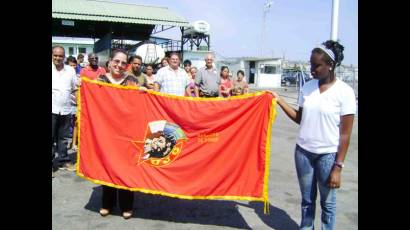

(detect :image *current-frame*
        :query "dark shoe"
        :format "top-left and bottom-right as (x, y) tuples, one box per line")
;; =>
(99, 208), (110, 217)
(122, 211), (133, 219)
(61, 162), (76, 172)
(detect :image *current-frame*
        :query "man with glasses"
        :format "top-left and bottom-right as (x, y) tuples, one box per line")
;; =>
(79, 53), (106, 80)
(195, 54), (219, 97)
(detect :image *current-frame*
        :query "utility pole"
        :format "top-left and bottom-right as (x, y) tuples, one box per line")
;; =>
(331, 0), (340, 41)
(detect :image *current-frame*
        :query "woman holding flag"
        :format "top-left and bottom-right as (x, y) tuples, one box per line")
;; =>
(97, 49), (138, 219)
(270, 40), (356, 229)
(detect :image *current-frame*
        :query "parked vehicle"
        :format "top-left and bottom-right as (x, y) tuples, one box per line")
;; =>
(281, 71), (312, 86)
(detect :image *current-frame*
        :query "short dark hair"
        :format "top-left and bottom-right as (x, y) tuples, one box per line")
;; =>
(220, 66), (230, 77)
(237, 70), (244, 76)
(220, 66), (229, 72)
(128, 54), (143, 64)
(169, 52), (180, 60)
(65, 56), (77, 64)
(183, 59), (191, 66)
(88, 53), (97, 59)
(161, 57), (169, 63)
(312, 40), (344, 67)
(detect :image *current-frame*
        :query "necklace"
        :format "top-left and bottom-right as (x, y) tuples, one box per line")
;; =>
(106, 73), (126, 85)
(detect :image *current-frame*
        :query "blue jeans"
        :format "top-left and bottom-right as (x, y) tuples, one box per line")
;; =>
(295, 145), (337, 230)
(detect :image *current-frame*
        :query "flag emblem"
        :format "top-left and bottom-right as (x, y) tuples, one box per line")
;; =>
(133, 120), (188, 167)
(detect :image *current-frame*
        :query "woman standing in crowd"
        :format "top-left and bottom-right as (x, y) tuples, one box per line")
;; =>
(65, 56), (80, 148)
(231, 70), (249, 96)
(97, 49), (138, 219)
(186, 66), (197, 97)
(76, 53), (85, 72)
(66, 56), (80, 76)
(154, 57), (169, 74)
(190, 66), (197, 81)
(270, 40), (356, 230)
(218, 66), (232, 98)
(183, 59), (192, 78)
(144, 64), (156, 90)
(161, 57), (169, 67)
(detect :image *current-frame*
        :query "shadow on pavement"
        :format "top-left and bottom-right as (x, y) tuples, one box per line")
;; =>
(85, 186), (252, 229)
(244, 201), (299, 230)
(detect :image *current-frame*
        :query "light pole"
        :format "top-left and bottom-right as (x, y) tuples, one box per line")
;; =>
(331, 0), (340, 41)
(260, 1), (273, 56)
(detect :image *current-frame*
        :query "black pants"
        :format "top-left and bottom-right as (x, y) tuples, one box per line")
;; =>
(199, 90), (218, 98)
(102, 186), (134, 212)
(200, 94), (218, 98)
(52, 113), (71, 164)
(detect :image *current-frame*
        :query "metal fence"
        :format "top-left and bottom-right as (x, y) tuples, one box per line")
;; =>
(281, 66), (358, 99)
(337, 66), (358, 99)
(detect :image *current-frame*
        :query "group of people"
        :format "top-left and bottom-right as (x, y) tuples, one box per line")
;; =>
(52, 39), (356, 229)
(146, 53), (249, 97)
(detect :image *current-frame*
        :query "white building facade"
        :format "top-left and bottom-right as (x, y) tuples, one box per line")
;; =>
(218, 57), (282, 88)
(52, 36), (95, 58)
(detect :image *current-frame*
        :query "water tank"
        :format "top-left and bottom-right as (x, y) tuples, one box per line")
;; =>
(135, 43), (165, 64)
(184, 20), (210, 35)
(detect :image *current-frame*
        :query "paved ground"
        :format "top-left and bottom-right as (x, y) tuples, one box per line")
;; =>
(52, 87), (358, 229)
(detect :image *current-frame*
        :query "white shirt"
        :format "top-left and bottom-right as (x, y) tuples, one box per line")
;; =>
(52, 63), (78, 115)
(155, 66), (189, 96)
(297, 79), (356, 154)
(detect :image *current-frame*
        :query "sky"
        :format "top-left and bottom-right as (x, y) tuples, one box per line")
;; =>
(110, 0), (358, 66)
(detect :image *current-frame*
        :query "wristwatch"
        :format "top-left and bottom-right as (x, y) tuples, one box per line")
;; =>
(334, 161), (345, 169)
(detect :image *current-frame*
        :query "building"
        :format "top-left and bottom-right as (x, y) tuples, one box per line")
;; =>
(218, 57), (282, 88)
(52, 36), (95, 58)
(52, 0), (191, 65)
(183, 50), (215, 69)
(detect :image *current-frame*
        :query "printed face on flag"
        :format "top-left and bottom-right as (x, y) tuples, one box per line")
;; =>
(144, 138), (152, 154)
(140, 121), (186, 161)
(144, 133), (174, 158)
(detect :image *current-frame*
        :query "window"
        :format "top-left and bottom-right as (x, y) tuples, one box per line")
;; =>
(78, 47), (87, 54)
(68, 47), (74, 56)
(263, 65), (277, 74)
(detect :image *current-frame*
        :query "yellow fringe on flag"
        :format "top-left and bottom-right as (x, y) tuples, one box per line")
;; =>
(262, 98), (277, 215)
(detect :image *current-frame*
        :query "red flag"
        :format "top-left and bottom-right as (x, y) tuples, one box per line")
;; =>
(77, 78), (277, 207)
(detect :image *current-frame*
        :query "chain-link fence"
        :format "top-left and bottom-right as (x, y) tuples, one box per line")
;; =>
(337, 65), (358, 99)
(281, 65), (358, 99)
